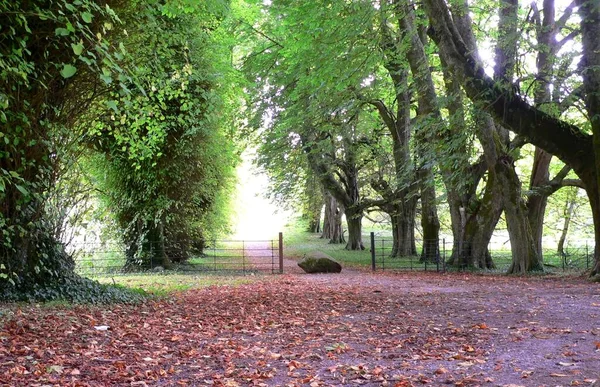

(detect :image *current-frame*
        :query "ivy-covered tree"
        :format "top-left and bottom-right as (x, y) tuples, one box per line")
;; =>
(89, 1), (236, 268)
(0, 0), (128, 298)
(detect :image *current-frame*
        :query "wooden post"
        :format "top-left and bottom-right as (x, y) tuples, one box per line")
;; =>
(279, 232), (284, 274)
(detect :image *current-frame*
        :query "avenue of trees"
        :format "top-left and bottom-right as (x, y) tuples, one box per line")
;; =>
(239, 0), (598, 275)
(1, 0), (600, 300)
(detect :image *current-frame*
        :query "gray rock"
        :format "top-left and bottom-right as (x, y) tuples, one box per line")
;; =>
(298, 252), (342, 273)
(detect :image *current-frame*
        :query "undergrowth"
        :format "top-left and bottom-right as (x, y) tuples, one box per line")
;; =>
(0, 274), (146, 304)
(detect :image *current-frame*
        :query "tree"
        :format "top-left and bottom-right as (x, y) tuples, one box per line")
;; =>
(0, 0), (124, 294)
(424, 0), (600, 276)
(90, 2), (236, 268)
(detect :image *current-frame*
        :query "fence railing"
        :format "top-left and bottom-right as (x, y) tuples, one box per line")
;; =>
(369, 232), (593, 273)
(73, 233), (284, 277)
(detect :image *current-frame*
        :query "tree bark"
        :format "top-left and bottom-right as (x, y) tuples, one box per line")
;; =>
(419, 169), (440, 262)
(368, 7), (419, 257)
(304, 175), (323, 233)
(526, 0), (575, 260)
(557, 191), (577, 257)
(321, 191), (344, 244)
(371, 179), (417, 257)
(345, 206), (364, 250)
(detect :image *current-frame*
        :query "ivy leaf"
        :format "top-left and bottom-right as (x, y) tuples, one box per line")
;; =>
(100, 74), (113, 85)
(55, 27), (70, 36)
(105, 100), (119, 112)
(71, 43), (84, 56)
(60, 64), (77, 78)
(81, 12), (93, 23)
(15, 184), (29, 197)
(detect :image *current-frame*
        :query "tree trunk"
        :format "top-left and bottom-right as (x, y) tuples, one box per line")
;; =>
(322, 191), (344, 244)
(371, 180), (417, 257)
(395, 199), (418, 257)
(373, 8), (417, 257)
(394, 1), (443, 262)
(419, 169), (440, 262)
(122, 215), (173, 269)
(330, 202), (346, 245)
(455, 172), (502, 269)
(345, 206), (364, 250)
(527, 0), (561, 261)
(304, 176), (323, 233)
(498, 159), (543, 273)
(578, 0), (600, 278)
(557, 193), (576, 257)
(527, 148), (553, 260)
(307, 208), (322, 234)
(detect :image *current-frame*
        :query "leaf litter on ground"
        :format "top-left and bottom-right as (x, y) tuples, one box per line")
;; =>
(1, 272), (599, 386)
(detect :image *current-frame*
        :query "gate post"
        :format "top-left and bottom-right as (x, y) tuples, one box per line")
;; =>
(370, 232), (376, 272)
(279, 232), (284, 274)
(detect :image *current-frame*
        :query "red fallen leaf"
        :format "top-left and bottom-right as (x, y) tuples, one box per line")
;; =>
(595, 341), (600, 350)
(434, 367), (448, 374)
(474, 323), (488, 329)
(287, 360), (301, 371)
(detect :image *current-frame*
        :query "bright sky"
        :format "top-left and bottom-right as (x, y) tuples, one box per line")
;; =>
(230, 148), (294, 240)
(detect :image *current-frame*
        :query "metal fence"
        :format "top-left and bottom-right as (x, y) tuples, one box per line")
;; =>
(73, 233), (284, 277)
(369, 232), (594, 273)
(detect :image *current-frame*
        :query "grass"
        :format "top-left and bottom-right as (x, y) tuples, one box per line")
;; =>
(95, 274), (257, 296)
(283, 219), (374, 268)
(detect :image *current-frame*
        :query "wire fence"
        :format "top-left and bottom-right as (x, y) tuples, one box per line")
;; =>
(73, 235), (284, 277)
(369, 233), (594, 273)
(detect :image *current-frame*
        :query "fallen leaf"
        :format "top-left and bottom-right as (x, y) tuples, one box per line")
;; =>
(557, 361), (576, 366)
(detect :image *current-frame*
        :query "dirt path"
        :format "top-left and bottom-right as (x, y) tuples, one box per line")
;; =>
(2, 268), (600, 386)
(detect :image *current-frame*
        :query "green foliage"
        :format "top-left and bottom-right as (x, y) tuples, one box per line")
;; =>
(89, 1), (237, 266)
(0, 0), (238, 297)
(0, 0), (127, 290)
(0, 272), (145, 304)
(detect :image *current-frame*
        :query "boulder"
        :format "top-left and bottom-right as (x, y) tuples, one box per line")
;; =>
(298, 252), (342, 273)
